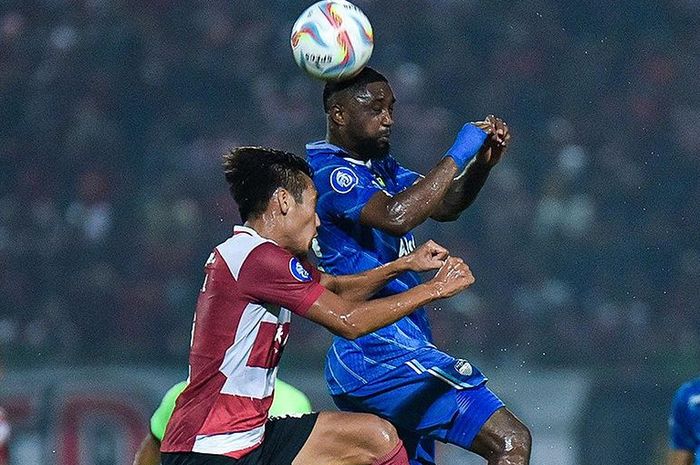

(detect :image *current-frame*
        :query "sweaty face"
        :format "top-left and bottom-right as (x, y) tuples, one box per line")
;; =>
(344, 81), (395, 159)
(286, 180), (320, 256)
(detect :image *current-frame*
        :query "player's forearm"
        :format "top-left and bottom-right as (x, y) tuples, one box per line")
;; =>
(431, 160), (491, 221)
(327, 257), (409, 302)
(338, 283), (440, 339)
(376, 158), (458, 235)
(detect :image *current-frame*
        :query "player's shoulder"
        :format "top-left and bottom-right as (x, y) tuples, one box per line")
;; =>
(215, 226), (284, 279)
(310, 162), (367, 199)
(306, 141), (366, 174)
(234, 238), (315, 284)
(217, 226), (270, 253)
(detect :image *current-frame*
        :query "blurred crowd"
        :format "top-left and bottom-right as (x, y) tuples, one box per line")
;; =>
(1, 0), (698, 371)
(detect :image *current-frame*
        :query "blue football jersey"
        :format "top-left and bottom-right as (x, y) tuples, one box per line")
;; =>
(669, 377), (700, 464)
(307, 141), (443, 394)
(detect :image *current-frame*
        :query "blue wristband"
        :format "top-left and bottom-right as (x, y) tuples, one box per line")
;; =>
(443, 124), (488, 171)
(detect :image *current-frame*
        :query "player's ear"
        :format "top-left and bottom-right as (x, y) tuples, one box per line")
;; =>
(329, 103), (345, 126)
(275, 188), (291, 215)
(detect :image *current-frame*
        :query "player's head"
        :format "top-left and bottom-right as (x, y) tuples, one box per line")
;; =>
(324, 67), (394, 160)
(223, 147), (319, 255)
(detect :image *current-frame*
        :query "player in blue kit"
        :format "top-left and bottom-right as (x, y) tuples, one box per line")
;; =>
(668, 377), (700, 465)
(307, 67), (531, 465)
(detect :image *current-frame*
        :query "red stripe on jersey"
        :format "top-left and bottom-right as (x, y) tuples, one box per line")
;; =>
(199, 393), (274, 435)
(223, 443), (262, 460)
(247, 322), (290, 369)
(162, 248), (246, 453)
(163, 371), (228, 452)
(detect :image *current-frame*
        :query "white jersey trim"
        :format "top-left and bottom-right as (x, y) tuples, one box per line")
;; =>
(192, 424), (265, 455)
(219, 303), (278, 398)
(217, 227), (271, 280)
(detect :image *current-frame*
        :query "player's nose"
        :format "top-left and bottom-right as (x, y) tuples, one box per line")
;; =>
(315, 213), (320, 228)
(383, 111), (393, 127)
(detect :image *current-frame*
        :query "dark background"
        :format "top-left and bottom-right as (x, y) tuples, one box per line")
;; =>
(0, 1), (698, 464)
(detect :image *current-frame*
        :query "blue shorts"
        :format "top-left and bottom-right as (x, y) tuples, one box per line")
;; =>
(332, 354), (503, 465)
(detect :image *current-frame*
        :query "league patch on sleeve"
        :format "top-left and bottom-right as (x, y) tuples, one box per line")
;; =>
(289, 257), (313, 282)
(330, 167), (359, 194)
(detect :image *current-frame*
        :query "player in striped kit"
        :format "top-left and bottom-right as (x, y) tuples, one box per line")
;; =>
(161, 146), (476, 465)
(133, 379), (311, 465)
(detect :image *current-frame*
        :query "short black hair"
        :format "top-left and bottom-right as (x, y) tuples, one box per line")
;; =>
(222, 146), (313, 222)
(322, 66), (388, 113)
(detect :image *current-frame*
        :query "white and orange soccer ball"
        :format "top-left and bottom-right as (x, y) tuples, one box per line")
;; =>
(290, 0), (374, 81)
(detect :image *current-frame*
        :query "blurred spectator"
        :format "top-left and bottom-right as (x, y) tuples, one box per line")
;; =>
(0, 0), (697, 369)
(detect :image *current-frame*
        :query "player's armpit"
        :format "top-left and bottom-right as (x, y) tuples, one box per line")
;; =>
(318, 273), (341, 294)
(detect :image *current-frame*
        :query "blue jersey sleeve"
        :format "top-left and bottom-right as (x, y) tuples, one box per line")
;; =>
(315, 163), (380, 223)
(394, 164), (421, 190)
(382, 156), (421, 191)
(669, 383), (697, 451)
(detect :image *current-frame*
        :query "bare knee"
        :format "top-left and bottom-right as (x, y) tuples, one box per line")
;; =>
(471, 409), (532, 464)
(501, 421), (531, 455)
(492, 420), (531, 462)
(356, 414), (400, 458)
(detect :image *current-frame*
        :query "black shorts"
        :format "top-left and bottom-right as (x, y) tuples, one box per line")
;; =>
(162, 413), (319, 465)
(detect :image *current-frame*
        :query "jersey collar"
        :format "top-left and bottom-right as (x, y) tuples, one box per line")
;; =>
(306, 140), (373, 168)
(233, 225), (280, 246)
(233, 225), (257, 236)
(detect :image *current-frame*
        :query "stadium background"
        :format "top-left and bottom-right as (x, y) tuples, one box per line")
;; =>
(0, 0), (698, 464)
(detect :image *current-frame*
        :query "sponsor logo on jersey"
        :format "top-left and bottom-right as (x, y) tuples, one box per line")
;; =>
(289, 257), (312, 282)
(398, 235), (416, 257)
(454, 359), (473, 376)
(330, 167), (359, 194)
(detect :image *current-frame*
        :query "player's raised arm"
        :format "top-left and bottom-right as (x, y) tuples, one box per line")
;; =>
(357, 121), (492, 236)
(320, 240), (449, 302)
(307, 256), (474, 340)
(316, 68), (510, 235)
(431, 115), (512, 222)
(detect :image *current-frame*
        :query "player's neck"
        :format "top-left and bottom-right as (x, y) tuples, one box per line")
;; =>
(326, 133), (371, 162)
(245, 217), (287, 249)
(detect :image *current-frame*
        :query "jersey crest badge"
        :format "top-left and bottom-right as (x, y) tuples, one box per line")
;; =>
(289, 257), (312, 282)
(330, 167), (359, 194)
(454, 359), (473, 376)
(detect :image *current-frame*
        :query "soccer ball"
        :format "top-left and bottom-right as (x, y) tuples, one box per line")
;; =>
(290, 1), (374, 81)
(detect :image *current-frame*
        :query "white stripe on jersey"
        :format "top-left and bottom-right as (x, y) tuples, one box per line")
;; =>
(192, 424), (266, 455)
(216, 227), (292, 400)
(218, 226), (271, 280)
(220, 303), (280, 398)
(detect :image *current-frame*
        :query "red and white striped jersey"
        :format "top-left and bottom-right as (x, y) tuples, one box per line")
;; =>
(161, 225), (324, 458)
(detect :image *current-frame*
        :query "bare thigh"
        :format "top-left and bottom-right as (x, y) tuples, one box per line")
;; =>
(293, 411), (400, 465)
